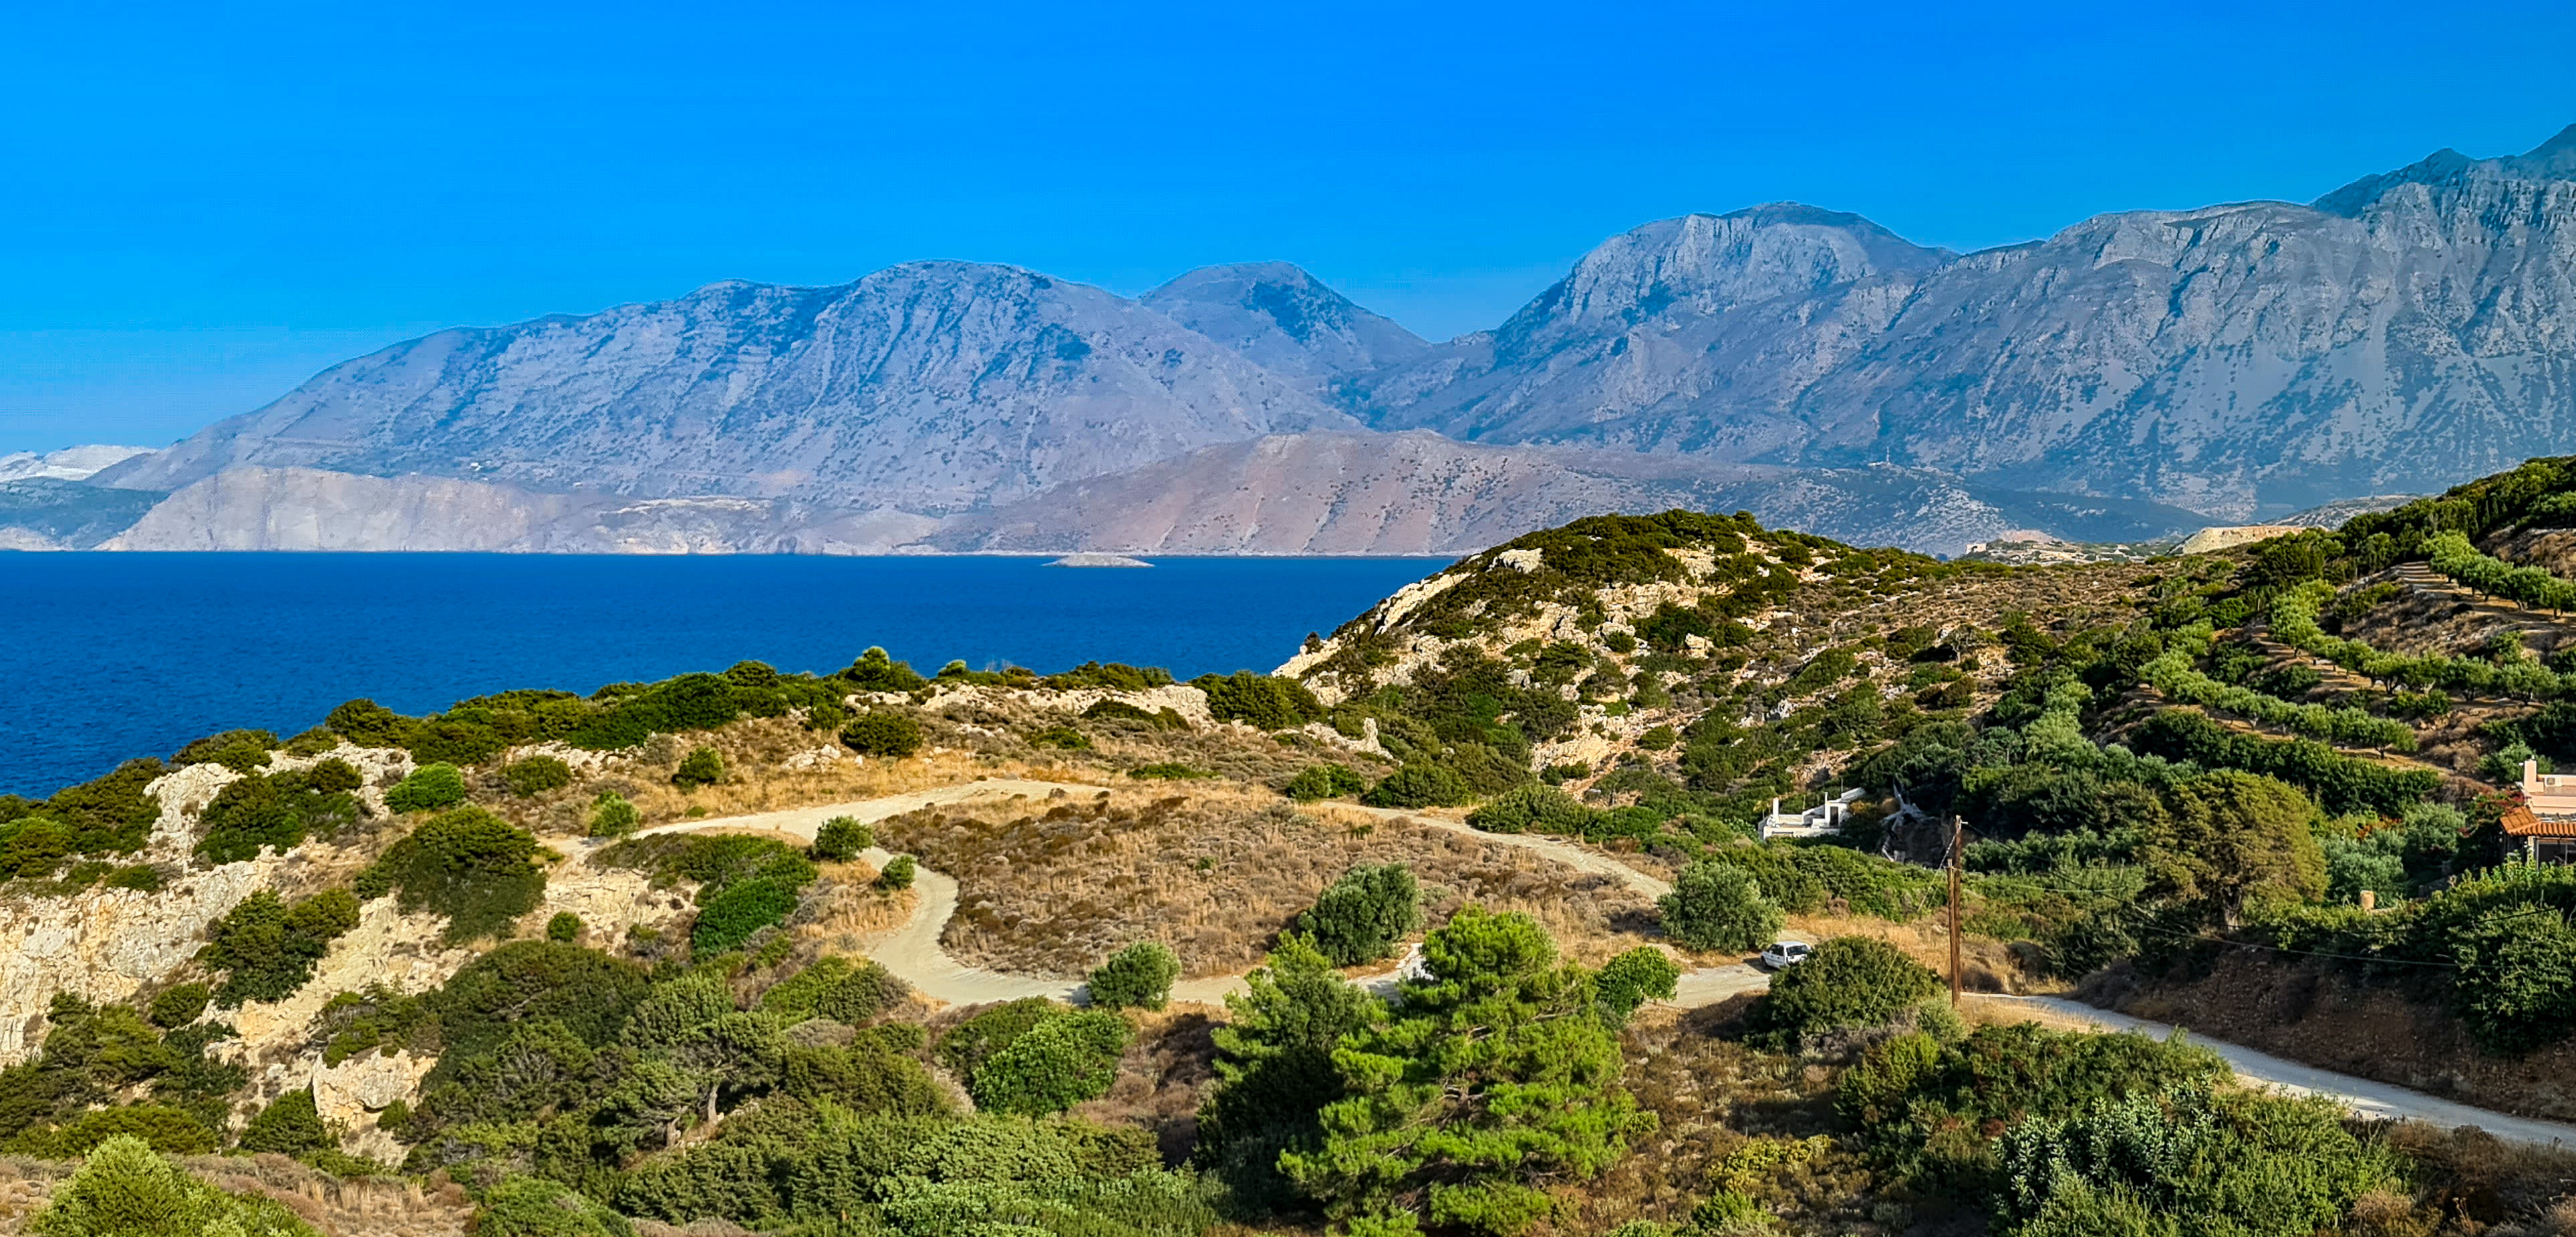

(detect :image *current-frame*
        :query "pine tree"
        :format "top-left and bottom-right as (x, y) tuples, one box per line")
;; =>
(1280, 907), (1655, 1236)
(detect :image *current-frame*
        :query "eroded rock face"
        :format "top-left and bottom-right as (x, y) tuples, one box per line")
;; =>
(0, 863), (274, 1062)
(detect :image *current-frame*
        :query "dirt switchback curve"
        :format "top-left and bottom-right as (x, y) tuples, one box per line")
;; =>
(623, 779), (2571, 1144)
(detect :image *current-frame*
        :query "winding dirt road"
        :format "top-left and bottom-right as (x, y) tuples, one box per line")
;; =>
(619, 778), (2571, 1145)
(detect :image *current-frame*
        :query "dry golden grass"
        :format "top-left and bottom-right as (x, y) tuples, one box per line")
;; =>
(0, 1153), (477, 1237)
(1779, 910), (2061, 995)
(875, 782), (1656, 978)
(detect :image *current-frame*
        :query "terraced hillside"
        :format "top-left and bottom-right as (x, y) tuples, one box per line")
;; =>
(31, 480), (2576, 1235)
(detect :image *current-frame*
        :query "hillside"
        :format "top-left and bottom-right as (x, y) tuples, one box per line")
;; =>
(33, 464), (2576, 1232)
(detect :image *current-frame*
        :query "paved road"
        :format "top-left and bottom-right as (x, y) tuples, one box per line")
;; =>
(625, 778), (2576, 1145)
(1997, 996), (2576, 1147)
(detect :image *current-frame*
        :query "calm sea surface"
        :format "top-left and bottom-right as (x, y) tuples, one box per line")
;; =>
(0, 553), (1446, 797)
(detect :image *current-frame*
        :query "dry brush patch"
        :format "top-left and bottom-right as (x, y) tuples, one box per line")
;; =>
(875, 786), (1655, 978)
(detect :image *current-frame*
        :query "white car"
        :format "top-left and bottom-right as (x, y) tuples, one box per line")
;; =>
(1759, 940), (1813, 970)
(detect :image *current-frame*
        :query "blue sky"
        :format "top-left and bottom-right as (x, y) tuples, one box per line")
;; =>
(3, 0), (2572, 453)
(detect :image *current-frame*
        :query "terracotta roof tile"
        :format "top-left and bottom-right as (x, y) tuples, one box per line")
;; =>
(2501, 805), (2576, 837)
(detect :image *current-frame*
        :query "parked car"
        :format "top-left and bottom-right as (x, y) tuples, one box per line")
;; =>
(1759, 940), (1813, 970)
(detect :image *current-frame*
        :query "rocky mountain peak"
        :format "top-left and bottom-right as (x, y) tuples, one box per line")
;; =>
(1141, 261), (1430, 390)
(1489, 205), (1951, 355)
(2312, 120), (2576, 217)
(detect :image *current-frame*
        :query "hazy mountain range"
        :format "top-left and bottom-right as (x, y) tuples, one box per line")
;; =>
(13, 124), (2574, 556)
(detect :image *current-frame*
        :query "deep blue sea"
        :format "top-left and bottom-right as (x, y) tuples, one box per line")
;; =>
(0, 554), (1446, 798)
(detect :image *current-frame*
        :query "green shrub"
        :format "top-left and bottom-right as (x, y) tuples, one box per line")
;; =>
(877, 855), (916, 891)
(174, 729), (279, 771)
(8, 1105), (217, 1158)
(841, 646), (929, 692)
(1027, 725), (1092, 750)
(385, 763), (468, 813)
(692, 878), (804, 954)
(500, 757), (574, 797)
(811, 816), (873, 861)
(1083, 699), (1190, 729)
(326, 698), (412, 747)
(359, 807), (546, 944)
(472, 1176), (635, 1237)
(1046, 661), (1176, 691)
(1658, 861), (1784, 952)
(237, 1089), (333, 1155)
(760, 956), (909, 1024)
(1465, 784), (1598, 835)
(1195, 671), (1323, 729)
(936, 998), (1060, 1078)
(672, 747), (726, 790)
(1757, 936), (1942, 1044)
(967, 1009), (1133, 1115)
(1296, 863), (1421, 966)
(146, 984), (208, 1030)
(839, 712), (922, 757)
(1284, 763), (1370, 802)
(202, 889), (361, 1006)
(193, 767), (364, 865)
(587, 792), (639, 838)
(1594, 947), (1681, 1026)
(1995, 1085), (2392, 1237)
(27, 1134), (321, 1236)
(1087, 942), (1181, 1011)
(546, 912), (583, 943)
(1361, 763), (1469, 809)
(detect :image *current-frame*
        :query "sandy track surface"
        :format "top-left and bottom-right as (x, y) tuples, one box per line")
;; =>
(628, 780), (2572, 1145)
(1993, 996), (2576, 1146)
(630, 780), (1778, 1010)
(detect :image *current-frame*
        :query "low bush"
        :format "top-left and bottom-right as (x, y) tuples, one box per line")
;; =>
(1087, 941), (1181, 1011)
(1027, 725), (1092, 750)
(1361, 763), (1469, 809)
(839, 712), (922, 757)
(1594, 946), (1682, 1025)
(1465, 783), (1598, 835)
(811, 816), (872, 861)
(357, 807), (547, 944)
(146, 984), (208, 1030)
(1196, 671), (1323, 729)
(968, 1008), (1133, 1115)
(500, 756), (574, 797)
(194, 765), (364, 865)
(877, 854), (916, 890)
(1658, 861), (1783, 953)
(1083, 699), (1190, 730)
(547, 912), (583, 942)
(201, 889), (361, 1006)
(237, 1089), (333, 1155)
(1284, 763), (1370, 802)
(385, 763), (468, 813)
(173, 729), (279, 772)
(587, 791), (639, 837)
(472, 1176), (635, 1237)
(27, 1134), (321, 1236)
(692, 877), (805, 954)
(760, 956), (908, 1024)
(937, 998), (1060, 1079)
(1127, 762), (1211, 781)
(1296, 863), (1421, 966)
(672, 746), (726, 790)
(1757, 936), (1942, 1045)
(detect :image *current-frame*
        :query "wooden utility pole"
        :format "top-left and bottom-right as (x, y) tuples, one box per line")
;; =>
(1947, 815), (1964, 1008)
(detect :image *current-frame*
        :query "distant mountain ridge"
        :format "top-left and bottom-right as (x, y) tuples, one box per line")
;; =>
(48, 122), (2576, 554)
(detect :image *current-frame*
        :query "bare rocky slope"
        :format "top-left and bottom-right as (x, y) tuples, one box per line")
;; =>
(1358, 126), (2576, 519)
(37, 123), (2576, 554)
